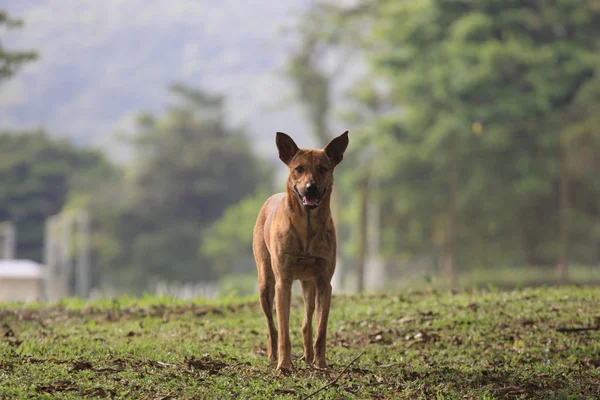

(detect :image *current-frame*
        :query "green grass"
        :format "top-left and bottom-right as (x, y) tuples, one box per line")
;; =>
(385, 265), (600, 292)
(1, 286), (599, 399)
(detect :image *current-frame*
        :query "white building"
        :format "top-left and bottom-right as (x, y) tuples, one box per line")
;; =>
(0, 260), (46, 302)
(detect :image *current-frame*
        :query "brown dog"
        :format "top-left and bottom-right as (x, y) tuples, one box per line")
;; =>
(252, 130), (349, 371)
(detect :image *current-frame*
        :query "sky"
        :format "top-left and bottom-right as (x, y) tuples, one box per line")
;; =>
(1, 0), (323, 162)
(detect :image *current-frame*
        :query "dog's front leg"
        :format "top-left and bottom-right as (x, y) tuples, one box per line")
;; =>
(275, 278), (293, 370)
(300, 280), (316, 365)
(313, 276), (332, 369)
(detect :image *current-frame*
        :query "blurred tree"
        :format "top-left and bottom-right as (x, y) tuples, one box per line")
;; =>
(124, 84), (272, 285)
(395, 0), (597, 278)
(324, 0), (600, 285)
(0, 10), (37, 83)
(286, 2), (374, 291)
(562, 74), (600, 266)
(62, 160), (128, 291)
(0, 131), (111, 262)
(286, 2), (367, 144)
(200, 192), (272, 276)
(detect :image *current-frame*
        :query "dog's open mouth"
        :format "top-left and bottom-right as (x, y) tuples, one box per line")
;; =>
(295, 186), (325, 209)
(302, 194), (320, 208)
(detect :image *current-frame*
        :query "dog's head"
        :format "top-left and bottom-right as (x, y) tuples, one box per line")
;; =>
(276, 131), (349, 210)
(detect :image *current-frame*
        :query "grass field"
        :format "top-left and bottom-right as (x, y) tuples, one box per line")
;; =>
(1, 286), (599, 399)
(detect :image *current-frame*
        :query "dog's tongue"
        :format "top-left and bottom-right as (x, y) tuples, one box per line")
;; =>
(303, 195), (318, 206)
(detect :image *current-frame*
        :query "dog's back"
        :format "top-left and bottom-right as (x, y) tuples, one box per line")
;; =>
(252, 193), (285, 266)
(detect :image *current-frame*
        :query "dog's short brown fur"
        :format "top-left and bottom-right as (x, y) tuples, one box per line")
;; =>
(252, 131), (349, 371)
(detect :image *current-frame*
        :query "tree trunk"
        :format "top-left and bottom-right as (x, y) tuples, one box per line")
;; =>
(356, 167), (371, 293)
(443, 135), (458, 290)
(557, 136), (569, 284)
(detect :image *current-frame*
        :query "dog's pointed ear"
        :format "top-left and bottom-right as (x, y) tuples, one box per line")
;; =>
(276, 132), (299, 165)
(324, 130), (349, 166)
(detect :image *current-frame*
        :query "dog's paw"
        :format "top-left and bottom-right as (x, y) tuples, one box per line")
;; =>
(300, 354), (314, 365)
(276, 359), (292, 372)
(276, 365), (292, 375)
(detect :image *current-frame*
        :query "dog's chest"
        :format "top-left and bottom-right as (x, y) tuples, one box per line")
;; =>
(283, 226), (334, 280)
(291, 253), (323, 280)
(288, 221), (333, 256)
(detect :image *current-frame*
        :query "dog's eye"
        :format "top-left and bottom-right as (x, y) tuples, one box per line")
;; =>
(295, 166), (304, 173)
(319, 166), (327, 174)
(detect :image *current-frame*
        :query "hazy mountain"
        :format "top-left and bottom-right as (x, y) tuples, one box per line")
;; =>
(1, 0), (319, 162)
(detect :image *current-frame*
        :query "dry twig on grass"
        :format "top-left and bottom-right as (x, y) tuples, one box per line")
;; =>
(301, 351), (366, 400)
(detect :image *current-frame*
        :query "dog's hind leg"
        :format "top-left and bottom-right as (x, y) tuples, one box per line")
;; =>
(300, 280), (316, 365)
(314, 277), (332, 369)
(257, 259), (278, 365)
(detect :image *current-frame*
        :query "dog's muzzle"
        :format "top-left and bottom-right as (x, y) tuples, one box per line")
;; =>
(296, 183), (325, 209)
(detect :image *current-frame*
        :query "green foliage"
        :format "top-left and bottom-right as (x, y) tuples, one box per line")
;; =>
(0, 10), (37, 82)
(4, 1), (600, 294)
(327, 0), (600, 269)
(63, 166), (128, 290)
(200, 192), (272, 276)
(287, 42), (330, 143)
(0, 131), (111, 262)
(0, 82), (272, 292)
(0, 287), (598, 398)
(122, 84), (272, 285)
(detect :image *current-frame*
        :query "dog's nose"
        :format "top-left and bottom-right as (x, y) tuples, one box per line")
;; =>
(306, 182), (319, 195)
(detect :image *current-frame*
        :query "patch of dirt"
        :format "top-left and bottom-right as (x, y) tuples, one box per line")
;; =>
(81, 387), (117, 398)
(36, 380), (78, 394)
(71, 360), (94, 371)
(0, 302), (258, 325)
(184, 355), (227, 375)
